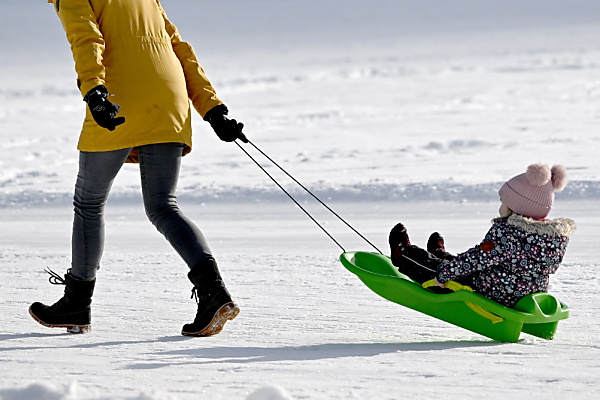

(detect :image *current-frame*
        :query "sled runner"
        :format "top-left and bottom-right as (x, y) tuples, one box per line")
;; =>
(340, 251), (569, 343)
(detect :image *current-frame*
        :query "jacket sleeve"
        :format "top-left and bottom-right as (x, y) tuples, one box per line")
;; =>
(436, 223), (513, 284)
(51, 0), (106, 96)
(155, 0), (223, 118)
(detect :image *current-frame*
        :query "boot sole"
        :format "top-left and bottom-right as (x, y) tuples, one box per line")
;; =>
(181, 302), (240, 337)
(28, 306), (91, 334)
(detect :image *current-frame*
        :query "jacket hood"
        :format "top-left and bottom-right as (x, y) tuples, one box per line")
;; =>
(495, 214), (576, 237)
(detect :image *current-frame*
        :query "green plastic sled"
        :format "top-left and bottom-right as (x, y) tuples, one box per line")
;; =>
(340, 251), (570, 343)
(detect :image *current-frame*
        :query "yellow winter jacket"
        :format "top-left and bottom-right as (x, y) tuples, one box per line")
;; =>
(48, 0), (223, 161)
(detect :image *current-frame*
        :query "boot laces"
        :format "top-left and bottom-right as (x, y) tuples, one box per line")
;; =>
(45, 268), (66, 285)
(190, 287), (211, 304)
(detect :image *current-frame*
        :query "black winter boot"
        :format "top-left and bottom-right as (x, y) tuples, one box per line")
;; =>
(29, 269), (95, 334)
(181, 259), (240, 337)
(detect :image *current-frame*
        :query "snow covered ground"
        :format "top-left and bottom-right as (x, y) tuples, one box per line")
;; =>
(1, 201), (598, 400)
(1, 1), (599, 399)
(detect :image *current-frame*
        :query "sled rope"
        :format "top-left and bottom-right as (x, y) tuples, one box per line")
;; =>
(235, 140), (383, 254)
(422, 279), (504, 324)
(235, 141), (347, 252)
(401, 254), (436, 272)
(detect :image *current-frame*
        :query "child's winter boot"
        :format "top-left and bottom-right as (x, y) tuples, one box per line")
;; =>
(181, 259), (240, 337)
(389, 223), (448, 286)
(389, 222), (411, 266)
(29, 269), (95, 334)
(427, 232), (455, 261)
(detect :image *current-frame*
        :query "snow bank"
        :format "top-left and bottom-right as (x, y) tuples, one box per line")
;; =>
(0, 179), (596, 208)
(246, 386), (295, 400)
(0, 383), (294, 400)
(0, 382), (176, 400)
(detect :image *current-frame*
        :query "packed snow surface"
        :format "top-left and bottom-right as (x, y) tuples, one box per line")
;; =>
(1, 1), (599, 399)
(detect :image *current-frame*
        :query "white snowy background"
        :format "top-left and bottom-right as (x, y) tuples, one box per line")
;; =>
(0, 1), (599, 399)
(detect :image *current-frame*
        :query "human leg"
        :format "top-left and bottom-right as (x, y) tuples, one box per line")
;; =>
(71, 148), (132, 280)
(138, 143), (213, 267)
(137, 143), (239, 336)
(30, 148), (131, 333)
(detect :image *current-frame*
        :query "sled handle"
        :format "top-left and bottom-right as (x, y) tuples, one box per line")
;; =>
(423, 279), (504, 324)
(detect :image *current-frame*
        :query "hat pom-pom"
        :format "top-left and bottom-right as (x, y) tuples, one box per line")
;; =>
(551, 164), (568, 191)
(526, 163), (551, 186)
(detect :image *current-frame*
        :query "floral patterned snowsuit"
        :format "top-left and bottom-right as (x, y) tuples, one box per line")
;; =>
(436, 214), (576, 307)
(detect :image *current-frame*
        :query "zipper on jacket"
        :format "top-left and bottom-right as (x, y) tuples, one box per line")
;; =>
(56, 0), (60, 12)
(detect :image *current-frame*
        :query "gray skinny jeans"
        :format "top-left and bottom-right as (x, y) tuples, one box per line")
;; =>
(71, 143), (213, 281)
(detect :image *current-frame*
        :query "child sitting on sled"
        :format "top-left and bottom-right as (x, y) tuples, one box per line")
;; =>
(389, 163), (576, 308)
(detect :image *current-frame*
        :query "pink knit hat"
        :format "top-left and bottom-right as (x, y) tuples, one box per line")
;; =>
(498, 163), (568, 219)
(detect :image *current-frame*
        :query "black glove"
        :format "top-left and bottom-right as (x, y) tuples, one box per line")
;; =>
(83, 85), (126, 131)
(204, 104), (248, 143)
